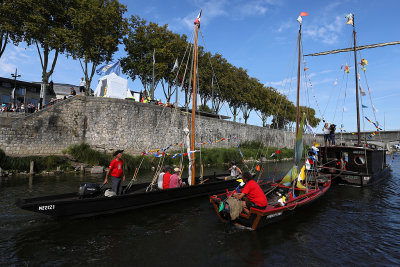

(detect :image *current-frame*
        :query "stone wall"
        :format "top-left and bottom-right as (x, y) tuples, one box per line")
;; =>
(0, 96), (321, 156)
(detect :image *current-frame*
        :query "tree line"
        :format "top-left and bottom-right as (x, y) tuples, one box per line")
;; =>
(0, 0), (319, 129)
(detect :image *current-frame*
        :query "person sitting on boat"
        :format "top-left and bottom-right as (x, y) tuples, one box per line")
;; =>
(224, 161), (242, 180)
(169, 167), (183, 188)
(323, 122), (330, 147)
(162, 166), (173, 189)
(329, 124), (336, 146)
(103, 150), (125, 195)
(157, 167), (166, 190)
(232, 171), (268, 214)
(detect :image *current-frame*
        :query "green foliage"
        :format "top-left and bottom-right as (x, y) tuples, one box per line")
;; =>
(22, 0), (76, 84)
(0, 0), (25, 58)
(198, 104), (212, 113)
(64, 143), (111, 166)
(0, 149), (71, 172)
(67, 0), (128, 94)
(121, 16), (188, 101)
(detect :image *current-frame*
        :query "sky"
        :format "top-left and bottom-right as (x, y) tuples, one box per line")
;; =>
(0, 0), (399, 133)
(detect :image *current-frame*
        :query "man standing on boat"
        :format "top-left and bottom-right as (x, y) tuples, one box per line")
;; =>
(104, 150), (125, 195)
(232, 171), (267, 214)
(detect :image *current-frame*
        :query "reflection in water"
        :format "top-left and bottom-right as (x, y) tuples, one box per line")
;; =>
(0, 158), (399, 265)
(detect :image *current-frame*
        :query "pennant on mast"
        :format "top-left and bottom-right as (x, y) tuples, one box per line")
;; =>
(297, 11), (308, 24)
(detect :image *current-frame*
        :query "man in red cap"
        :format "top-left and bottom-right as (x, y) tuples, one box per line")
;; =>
(104, 150), (125, 195)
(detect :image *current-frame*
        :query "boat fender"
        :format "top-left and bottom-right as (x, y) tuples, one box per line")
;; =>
(278, 196), (286, 206)
(104, 189), (116, 197)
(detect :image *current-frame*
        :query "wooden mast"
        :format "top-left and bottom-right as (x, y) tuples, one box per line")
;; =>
(351, 14), (362, 146)
(191, 9), (201, 186)
(296, 23), (302, 136)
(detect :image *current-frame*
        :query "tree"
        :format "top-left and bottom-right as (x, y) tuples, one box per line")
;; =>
(68, 0), (127, 95)
(23, 0), (74, 86)
(0, 0), (25, 58)
(300, 106), (320, 127)
(121, 16), (187, 101)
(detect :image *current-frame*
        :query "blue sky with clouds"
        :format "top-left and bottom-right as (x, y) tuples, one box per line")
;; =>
(1, 0), (399, 132)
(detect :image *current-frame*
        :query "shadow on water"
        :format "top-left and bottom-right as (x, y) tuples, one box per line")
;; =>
(1, 158), (400, 266)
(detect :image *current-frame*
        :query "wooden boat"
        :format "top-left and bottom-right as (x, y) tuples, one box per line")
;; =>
(209, 13), (331, 230)
(16, 173), (239, 218)
(16, 10), (242, 219)
(210, 175), (330, 230)
(318, 145), (390, 186)
(306, 14), (393, 186)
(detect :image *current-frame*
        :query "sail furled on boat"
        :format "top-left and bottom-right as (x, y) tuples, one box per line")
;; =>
(294, 117), (304, 166)
(281, 166), (298, 185)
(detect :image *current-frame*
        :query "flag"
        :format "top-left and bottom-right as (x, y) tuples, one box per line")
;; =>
(171, 58), (178, 72)
(194, 9), (202, 25)
(11, 88), (15, 99)
(306, 119), (316, 136)
(360, 86), (366, 96)
(362, 104), (368, 108)
(297, 12), (308, 24)
(294, 117), (304, 166)
(153, 49), (155, 65)
(96, 61), (120, 76)
(345, 13), (353, 25)
(345, 64), (350, 73)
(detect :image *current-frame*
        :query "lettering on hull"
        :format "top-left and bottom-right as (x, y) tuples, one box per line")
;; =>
(38, 205), (55, 211)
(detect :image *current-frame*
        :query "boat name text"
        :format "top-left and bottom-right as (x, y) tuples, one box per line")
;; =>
(38, 205), (55, 211)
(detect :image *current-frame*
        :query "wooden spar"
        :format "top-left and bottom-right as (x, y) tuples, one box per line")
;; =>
(191, 10), (201, 186)
(304, 41), (400, 56)
(296, 24), (302, 136)
(352, 14), (361, 146)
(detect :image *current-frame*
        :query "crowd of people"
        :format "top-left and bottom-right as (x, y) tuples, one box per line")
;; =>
(1, 103), (38, 113)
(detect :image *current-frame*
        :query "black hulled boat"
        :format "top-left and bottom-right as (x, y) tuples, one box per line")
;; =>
(16, 173), (239, 218)
(318, 145), (390, 186)
(306, 13), (392, 186)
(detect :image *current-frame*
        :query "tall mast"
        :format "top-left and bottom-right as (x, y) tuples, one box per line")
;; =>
(352, 14), (361, 146)
(191, 10), (201, 186)
(296, 23), (302, 136)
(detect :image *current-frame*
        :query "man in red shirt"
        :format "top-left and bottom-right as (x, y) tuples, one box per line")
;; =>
(104, 150), (125, 195)
(162, 166), (172, 189)
(232, 171), (267, 214)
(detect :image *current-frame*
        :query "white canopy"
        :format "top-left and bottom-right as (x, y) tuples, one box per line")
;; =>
(94, 73), (130, 99)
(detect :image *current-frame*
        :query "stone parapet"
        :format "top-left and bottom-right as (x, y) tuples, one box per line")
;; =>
(0, 96), (321, 156)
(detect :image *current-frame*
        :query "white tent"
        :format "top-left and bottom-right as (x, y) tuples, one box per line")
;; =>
(94, 73), (130, 99)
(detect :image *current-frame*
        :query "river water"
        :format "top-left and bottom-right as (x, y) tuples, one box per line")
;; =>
(0, 158), (399, 266)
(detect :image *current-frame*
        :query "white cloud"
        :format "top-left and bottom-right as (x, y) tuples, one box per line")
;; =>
(0, 57), (16, 75)
(170, 0), (278, 31)
(303, 15), (345, 45)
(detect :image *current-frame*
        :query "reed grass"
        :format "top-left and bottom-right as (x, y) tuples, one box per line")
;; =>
(0, 149), (71, 172)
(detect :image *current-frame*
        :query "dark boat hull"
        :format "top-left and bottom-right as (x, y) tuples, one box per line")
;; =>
(318, 145), (391, 187)
(16, 173), (238, 218)
(210, 178), (331, 230)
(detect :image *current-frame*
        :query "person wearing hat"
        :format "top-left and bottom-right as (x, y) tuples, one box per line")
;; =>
(169, 167), (183, 189)
(225, 161), (242, 181)
(104, 150), (125, 195)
